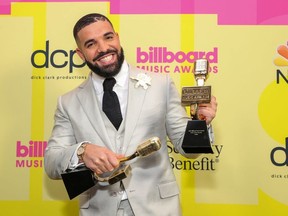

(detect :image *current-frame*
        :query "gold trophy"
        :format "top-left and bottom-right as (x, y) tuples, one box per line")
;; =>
(181, 59), (213, 153)
(61, 137), (161, 199)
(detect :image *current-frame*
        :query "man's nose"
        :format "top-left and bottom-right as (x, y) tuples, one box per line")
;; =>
(97, 41), (109, 52)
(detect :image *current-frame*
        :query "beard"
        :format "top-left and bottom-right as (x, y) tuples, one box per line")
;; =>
(86, 47), (125, 78)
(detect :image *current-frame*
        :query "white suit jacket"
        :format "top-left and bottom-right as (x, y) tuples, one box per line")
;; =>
(44, 65), (195, 216)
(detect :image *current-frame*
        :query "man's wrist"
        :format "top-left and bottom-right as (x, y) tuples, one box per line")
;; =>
(77, 142), (88, 162)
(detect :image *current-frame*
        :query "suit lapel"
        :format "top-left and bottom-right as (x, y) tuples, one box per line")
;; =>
(123, 68), (148, 153)
(76, 74), (114, 150)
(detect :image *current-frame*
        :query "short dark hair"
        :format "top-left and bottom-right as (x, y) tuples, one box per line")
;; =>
(73, 13), (114, 40)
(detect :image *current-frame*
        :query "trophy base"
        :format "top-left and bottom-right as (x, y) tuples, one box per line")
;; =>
(182, 120), (213, 154)
(61, 164), (131, 199)
(61, 165), (97, 200)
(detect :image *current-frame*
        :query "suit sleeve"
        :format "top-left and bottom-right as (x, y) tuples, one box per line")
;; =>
(164, 75), (202, 159)
(44, 96), (81, 179)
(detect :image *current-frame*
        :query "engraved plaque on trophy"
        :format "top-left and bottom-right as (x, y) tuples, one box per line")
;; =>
(181, 59), (213, 153)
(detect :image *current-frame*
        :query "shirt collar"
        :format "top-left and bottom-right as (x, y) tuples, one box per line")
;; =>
(92, 60), (129, 94)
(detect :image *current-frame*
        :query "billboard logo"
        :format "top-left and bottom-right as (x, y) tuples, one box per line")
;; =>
(15, 140), (47, 168)
(136, 47), (219, 73)
(137, 47), (218, 64)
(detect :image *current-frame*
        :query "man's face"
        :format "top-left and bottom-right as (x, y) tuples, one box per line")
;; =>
(75, 20), (124, 78)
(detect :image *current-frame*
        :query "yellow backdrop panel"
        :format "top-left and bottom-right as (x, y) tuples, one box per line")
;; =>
(0, 2), (287, 216)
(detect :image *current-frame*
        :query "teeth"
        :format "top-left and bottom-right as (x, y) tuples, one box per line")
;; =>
(100, 55), (113, 63)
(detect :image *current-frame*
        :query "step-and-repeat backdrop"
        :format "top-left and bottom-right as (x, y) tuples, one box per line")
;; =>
(1, 0), (288, 215)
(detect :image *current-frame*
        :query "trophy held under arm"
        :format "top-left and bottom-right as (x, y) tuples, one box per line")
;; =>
(181, 59), (213, 154)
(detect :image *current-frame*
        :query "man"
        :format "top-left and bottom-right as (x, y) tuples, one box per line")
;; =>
(44, 13), (217, 216)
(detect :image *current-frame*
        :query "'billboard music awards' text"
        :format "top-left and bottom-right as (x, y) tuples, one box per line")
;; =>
(136, 47), (219, 73)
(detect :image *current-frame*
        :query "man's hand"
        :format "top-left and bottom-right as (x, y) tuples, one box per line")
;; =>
(81, 144), (124, 175)
(191, 95), (217, 125)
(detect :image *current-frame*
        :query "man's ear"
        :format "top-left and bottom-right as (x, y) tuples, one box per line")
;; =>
(75, 48), (85, 61)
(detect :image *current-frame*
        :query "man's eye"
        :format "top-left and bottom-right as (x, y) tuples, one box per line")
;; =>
(86, 43), (93, 48)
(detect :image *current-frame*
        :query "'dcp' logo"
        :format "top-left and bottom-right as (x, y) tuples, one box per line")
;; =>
(30, 40), (85, 73)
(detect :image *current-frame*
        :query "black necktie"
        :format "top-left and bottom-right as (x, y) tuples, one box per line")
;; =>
(102, 77), (123, 130)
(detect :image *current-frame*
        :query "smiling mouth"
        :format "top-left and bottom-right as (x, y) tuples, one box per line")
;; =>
(94, 50), (117, 62)
(98, 54), (113, 63)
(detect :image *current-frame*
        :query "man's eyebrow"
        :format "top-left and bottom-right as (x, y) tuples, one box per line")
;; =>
(83, 32), (115, 47)
(84, 39), (95, 47)
(104, 31), (114, 37)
